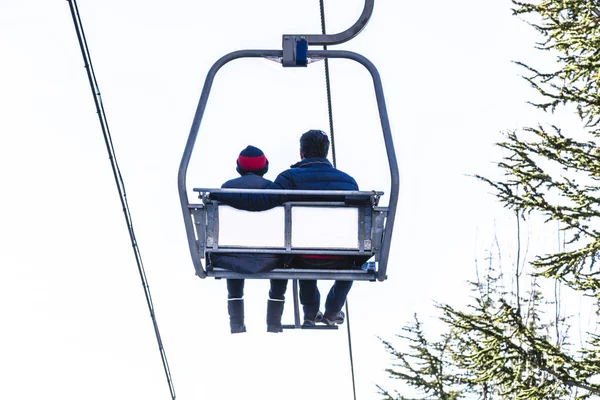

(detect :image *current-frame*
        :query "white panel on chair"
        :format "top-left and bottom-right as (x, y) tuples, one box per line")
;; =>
(218, 206), (285, 248)
(291, 207), (359, 249)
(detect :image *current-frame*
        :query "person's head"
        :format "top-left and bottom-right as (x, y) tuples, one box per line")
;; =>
(236, 145), (269, 176)
(300, 129), (330, 159)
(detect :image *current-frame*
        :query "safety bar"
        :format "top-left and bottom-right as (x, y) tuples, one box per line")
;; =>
(194, 188), (383, 196)
(195, 188), (383, 205)
(178, 49), (399, 281)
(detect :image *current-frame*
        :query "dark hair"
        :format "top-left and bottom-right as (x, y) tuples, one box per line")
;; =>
(300, 130), (330, 158)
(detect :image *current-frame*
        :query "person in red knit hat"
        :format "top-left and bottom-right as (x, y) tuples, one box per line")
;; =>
(209, 145), (288, 333)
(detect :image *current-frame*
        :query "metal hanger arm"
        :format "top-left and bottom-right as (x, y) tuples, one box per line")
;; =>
(284, 0), (374, 46)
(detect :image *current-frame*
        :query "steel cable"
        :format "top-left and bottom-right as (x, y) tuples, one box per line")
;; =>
(66, 1), (176, 398)
(318, 1), (358, 399)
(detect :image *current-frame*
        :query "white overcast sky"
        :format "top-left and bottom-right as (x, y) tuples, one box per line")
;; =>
(0, 0), (566, 399)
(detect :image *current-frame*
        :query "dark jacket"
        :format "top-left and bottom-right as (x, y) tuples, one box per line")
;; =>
(213, 158), (358, 211)
(221, 173), (272, 189)
(208, 173), (281, 274)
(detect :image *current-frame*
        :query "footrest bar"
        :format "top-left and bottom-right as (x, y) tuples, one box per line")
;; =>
(281, 324), (339, 330)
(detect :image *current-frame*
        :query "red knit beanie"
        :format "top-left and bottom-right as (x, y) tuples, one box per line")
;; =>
(236, 145), (269, 176)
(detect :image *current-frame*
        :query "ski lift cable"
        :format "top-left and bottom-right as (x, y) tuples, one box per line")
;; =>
(319, 0), (337, 168)
(66, 1), (176, 399)
(318, 1), (357, 399)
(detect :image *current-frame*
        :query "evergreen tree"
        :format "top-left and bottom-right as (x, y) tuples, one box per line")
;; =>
(380, 1), (600, 398)
(483, 0), (600, 297)
(378, 315), (463, 400)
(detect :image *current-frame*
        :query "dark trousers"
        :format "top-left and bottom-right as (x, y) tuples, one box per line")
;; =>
(227, 279), (288, 300)
(296, 258), (354, 315)
(299, 280), (353, 315)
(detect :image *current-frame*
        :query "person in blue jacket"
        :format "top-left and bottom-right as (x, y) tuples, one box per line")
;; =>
(210, 145), (288, 334)
(213, 130), (360, 327)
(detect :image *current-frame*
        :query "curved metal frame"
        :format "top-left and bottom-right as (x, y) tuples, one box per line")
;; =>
(178, 49), (398, 281)
(285, 0), (374, 45)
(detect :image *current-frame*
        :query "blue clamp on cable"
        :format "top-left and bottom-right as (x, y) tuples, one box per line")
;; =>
(282, 36), (308, 67)
(295, 39), (308, 66)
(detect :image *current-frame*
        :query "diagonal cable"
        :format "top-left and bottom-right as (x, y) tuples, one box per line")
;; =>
(66, 1), (176, 398)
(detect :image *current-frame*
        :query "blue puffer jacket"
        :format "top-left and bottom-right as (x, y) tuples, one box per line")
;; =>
(208, 173), (281, 273)
(213, 158), (358, 211)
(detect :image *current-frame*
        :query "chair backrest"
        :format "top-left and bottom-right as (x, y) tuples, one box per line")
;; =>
(197, 202), (380, 254)
(186, 189), (388, 280)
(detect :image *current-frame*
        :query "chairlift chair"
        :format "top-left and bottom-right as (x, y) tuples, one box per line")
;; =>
(178, 0), (399, 328)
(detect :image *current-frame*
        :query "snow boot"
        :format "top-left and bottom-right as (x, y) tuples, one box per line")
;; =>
(323, 310), (345, 326)
(266, 299), (285, 333)
(228, 298), (246, 334)
(302, 310), (323, 327)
